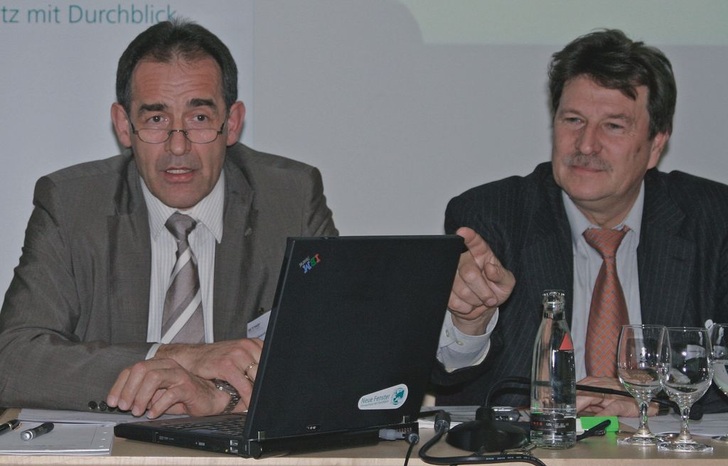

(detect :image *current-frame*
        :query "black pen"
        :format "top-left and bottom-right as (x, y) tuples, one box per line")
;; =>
(20, 422), (54, 441)
(0, 419), (19, 436)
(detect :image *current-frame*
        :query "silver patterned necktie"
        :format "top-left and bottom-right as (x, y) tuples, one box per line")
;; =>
(161, 212), (205, 344)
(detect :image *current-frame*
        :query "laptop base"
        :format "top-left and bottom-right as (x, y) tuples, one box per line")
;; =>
(115, 415), (418, 458)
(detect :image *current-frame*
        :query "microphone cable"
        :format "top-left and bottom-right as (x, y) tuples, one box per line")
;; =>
(574, 384), (703, 420)
(482, 376), (701, 421)
(417, 410), (547, 466)
(403, 431), (420, 466)
(482, 377), (531, 411)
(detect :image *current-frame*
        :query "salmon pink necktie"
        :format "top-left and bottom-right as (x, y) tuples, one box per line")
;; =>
(583, 227), (629, 377)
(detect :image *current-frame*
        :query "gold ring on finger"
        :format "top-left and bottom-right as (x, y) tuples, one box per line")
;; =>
(243, 361), (258, 382)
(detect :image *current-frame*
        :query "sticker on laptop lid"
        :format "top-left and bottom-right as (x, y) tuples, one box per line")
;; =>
(299, 253), (321, 273)
(358, 384), (408, 410)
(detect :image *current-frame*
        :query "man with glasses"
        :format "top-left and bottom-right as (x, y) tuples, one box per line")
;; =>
(0, 20), (337, 417)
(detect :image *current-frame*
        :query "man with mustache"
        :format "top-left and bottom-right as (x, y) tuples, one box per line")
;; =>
(436, 29), (728, 415)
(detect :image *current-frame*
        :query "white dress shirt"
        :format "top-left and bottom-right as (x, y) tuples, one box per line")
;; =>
(142, 174), (225, 357)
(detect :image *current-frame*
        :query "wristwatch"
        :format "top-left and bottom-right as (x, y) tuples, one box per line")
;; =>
(213, 379), (241, 414)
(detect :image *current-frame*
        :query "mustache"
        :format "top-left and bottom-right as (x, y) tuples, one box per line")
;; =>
(155, 155), (201, 171)
(564, 153), (611, 171)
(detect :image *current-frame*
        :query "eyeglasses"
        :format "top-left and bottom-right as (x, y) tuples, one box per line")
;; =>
(130, 122), (225, 144)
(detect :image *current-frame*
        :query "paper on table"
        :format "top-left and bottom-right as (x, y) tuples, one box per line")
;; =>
(18, 408), (185, 425)
(0, 422), (113, 455)
(620, 412), (728, 437)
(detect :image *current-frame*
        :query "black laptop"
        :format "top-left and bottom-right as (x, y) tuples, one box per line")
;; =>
(115, 235), (463, 458)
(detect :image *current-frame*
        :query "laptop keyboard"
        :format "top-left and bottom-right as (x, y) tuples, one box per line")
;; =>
(157, 415), (247, 436)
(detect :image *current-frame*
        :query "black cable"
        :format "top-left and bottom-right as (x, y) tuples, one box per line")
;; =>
(576, 419), (611, 441)
(417, 410), (548, 466)
(403, 432), (420, 466)
(417, 410), (449, 463)
(576, 383), (672, 408)
(482, 376), (702, 421)
(574, 384), (703, 420)
(483, 377), (531, 408)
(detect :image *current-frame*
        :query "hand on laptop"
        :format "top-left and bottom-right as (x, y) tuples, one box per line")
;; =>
(106, 339), (263, 417)
(447, 227), (515, 336)
(105, 357), (237, 418)
(154, 338), (264, 410)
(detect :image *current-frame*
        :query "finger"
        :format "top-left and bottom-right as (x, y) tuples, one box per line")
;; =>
(576, 394), (600, 413)
(456, 227), (491, 268)
(204, 339), (263, 410)
(455, 252), (494, 302)
(454, 228), (515, 307)
(138, 366), (209, 418)
(128, 369), (174, 417)
(448, 271), (489, 311)
(483, 261), (515, 290)
(242, 361), (259, 383)
(149, 375), (229, 417)
(110, 359), (178, 416)
(106, 367), (132, 408)
(110, 361), (154, 412)
(226, 341), (263, 386)
(245, 361), (259, 382)
(235, 343), (264, 408)
(592, 400), (637, 417)
(146, 382), (187, 419)
(146, 389), (174, 419)
(480, 263), (510, 308)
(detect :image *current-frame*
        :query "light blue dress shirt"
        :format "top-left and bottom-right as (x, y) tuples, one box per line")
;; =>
(438, 182), (646, 376)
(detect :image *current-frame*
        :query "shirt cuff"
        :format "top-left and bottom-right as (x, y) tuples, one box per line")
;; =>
(436, 309), (499, 372)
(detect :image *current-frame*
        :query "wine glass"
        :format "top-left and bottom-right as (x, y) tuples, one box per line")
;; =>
(616, 324), (669, 446)
(709, 323), (728, 442)
(658, 327), (714, 452)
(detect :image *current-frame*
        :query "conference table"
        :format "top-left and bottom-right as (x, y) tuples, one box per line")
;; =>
(0, 409), (726, 465)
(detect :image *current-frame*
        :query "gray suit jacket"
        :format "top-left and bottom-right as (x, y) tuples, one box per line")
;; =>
(0, 143), (337, 410)
(435, 162), (728, 413)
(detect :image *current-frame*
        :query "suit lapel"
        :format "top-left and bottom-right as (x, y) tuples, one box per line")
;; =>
(212, 157), (256, 340)
(521, 171), (575, 322)
(107, 158), (152, 342)
(638, 171), (695, 325)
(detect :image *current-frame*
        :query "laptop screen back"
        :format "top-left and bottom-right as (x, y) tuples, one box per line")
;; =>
(243, 235), (463, 440)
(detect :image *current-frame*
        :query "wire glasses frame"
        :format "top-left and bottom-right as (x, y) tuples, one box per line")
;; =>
(130, 121), (225, 144)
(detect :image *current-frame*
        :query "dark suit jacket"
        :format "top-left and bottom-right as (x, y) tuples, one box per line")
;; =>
(434, 162), (728, 413)
(0, 143), (337, 410)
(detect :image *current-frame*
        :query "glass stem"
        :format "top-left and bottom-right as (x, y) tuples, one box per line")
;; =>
(676, 405), (693, 443)
(634, 400), (651, 437)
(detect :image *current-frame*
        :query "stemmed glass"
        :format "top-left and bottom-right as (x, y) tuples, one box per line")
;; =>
(658, 327), (714, 452)
(616, 324), (669, 446)
(709, 323), (728, 442)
